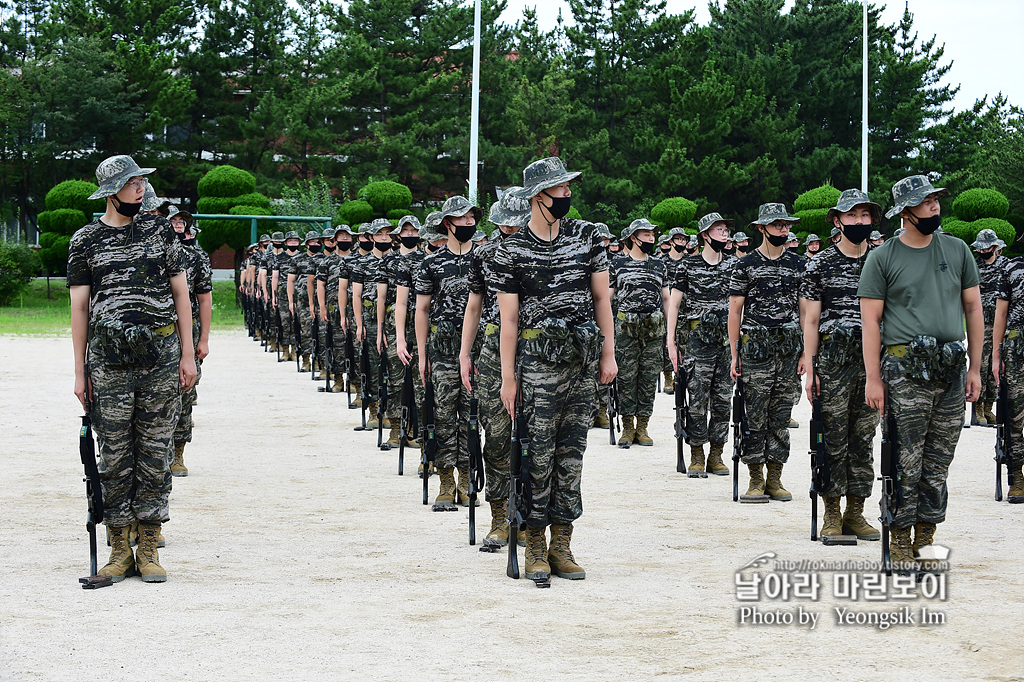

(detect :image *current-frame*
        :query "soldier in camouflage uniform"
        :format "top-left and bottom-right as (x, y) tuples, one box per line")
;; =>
(353, 219), (394, 428)
(972, 229), (1010, 424)
(800, 189), (882, 540)
(992, 254), (1024, 503)
(829, 226), (842, 246)
(657, 234), (672, 258)
(868, 230), (884, 247)
(272, 230), (301, 361)
(491, 157), (617, 582)
(316, 225), (347, 388)
(728, 203), (805, 503)
(658, 227), (688, 396)
(590, 222), (615, 428)
(69, 155), (198, 583)
(803, 233), (823, 257)
(258, 231), (284, 352)
(732, 231), (751, 257)
(610, 218), (669, 447)
(459, 189), (531, 547)
(668, 213), (737, 477)
(786, 232), (800, 252)
(168, 210), (212, 477)
(339, 225), (371, 401)
(859, 175), (983, 570)
(288, 230), (323, 372)
(414, 197), (481, 509)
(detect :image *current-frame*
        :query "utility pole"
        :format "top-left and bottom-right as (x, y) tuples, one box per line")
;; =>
(468, 0), (482, 204)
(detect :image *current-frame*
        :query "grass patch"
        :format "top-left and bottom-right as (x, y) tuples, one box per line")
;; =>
(0, 278), (244, 336)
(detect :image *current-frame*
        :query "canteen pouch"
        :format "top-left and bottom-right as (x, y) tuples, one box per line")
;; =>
(90, 319), (162, 368)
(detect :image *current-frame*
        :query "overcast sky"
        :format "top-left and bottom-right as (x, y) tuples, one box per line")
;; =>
(497, 0), (1023, 114)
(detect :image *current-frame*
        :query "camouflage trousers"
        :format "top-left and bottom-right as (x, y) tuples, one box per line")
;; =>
(295, 293), (314, 357)
(347, 305), (361, 385)
(317, 303), (344, 376)
(478, 334), (511, 501)
(90, 332), (181, 526)
(683, 333), (732, 447)
(614, 321), (661, 417)
(521, 350), (598, 528)
(361, 315), (381, 402)
(383, 317), (404, 422)
(276, 294), (294, 348)
(429, 344), (470, 470)
(884, 355), (965, 528)
(818, 351), (879, 498)
(174, 324), (202, 444)
(740, 346), (801, 464)
(980, 325), (997, 403)
(1004, 340), (1024, 467)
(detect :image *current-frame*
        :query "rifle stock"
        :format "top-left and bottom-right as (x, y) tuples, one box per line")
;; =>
(397, 364), (415, 476)
(606, 381), (619, 446)
(79, 367), (112, 590)
(422, 376), (437, 505)
(674, 360), (688, 473)
(731, 340), (748, 502)
(507, 366), (529, 579)
(995, 347), (1012, 501)
(808, 355), (830, 541)
(468, 395), (483, 545)
(878, 378), (902, 576)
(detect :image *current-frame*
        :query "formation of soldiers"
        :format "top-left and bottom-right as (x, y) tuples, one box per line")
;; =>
(72, 152), (1019, 588)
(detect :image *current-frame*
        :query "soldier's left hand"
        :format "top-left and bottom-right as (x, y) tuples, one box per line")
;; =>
(965, 367), (981, 402)
(180, 356), (198, 391)
(196, 339), (210, 361)
(598, 354), (617, 384)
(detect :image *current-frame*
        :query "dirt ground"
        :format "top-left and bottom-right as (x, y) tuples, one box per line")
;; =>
(1, 331), (1023, 681)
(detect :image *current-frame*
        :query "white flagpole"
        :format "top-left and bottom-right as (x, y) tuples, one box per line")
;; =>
(468, 0), (482, 204)
(862, 1), (869, 193)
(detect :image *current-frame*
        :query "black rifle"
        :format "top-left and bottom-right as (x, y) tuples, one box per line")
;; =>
(79, 367), (112, 590)
(355, 337), (371, 430)
(275, 299), (285, 362)
(377, 342), (390, 449)
(397, 363), (419, 476)
(311, 312), (320, 381)
(318, 314), (334, 393)
(808, 355), (831, 541)
(422, 375), (437, 504)
(507, 366), (546, 586)
(731, 340), (749, 502)
(468, 394), (484, 545)
(292, 306), (303, 372)
(878, 379), (904, 576)
(995, 347), (1013, 501)
(674, 362), (689, 473)
(606, 381), (620, 446)
(344, 327), (357, 408)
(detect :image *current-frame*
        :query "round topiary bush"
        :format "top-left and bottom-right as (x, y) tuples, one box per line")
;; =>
(40, 208), (88, 236)
(971, 217), (1016, 247)
(38, 232), (71, 274)
(940, 218), (973, 242)
(794, 208), (830, 239)
(358, 181), (412, 216)
(197, 165), (257, 199)
(0, 241), (41, 304)
(566, 206), (582, 220)
(952, 188), (1009, 222)
(793, 184), (841, 212)
(340, 200), (375, 226)
(386, 209), (408, 221)
(44, 180), (105, 214)
(196, 196), (239, 214)
(650, 197), (697, 230)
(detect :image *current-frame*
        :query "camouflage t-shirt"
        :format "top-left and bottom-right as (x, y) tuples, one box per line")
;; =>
(672, 253), (737, 321)
(183, 245), (214, 321)
(67, 214), (184, 329)
(376, 250), (405, 308)
(468, 234), (505, 327)
(610, 253), (668, 315)
(414, 245), (475, 325)
(800, 245), (871, 334)
(728, 248), (803, 331)
(978, 254), (1010, 325)
(273, 250), (299, 294)
(352, 253), (384, 304)
(996, 257), (1024, 330)
(490, 218), (609, 329)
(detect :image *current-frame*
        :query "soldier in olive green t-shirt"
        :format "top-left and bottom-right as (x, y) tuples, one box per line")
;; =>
(857, 175), (984, 574)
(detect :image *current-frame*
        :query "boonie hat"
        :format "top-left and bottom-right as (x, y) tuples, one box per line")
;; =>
(828, 188), (882, 225)
(749, 203), (800, 228)
(88, 155), (156, 200)
(514, 157), (582, 200)
(885, 175), (949, 220)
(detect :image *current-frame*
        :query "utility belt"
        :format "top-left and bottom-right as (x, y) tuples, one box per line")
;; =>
(616, 309), (666, 339)
(741, 322), (802, 361)
(429, 320), (461, 357)
(818, 325), (862, 367)
(484, 322), (500, 337)
(362, 299), (376, 310)
(885, 335), (966, 383)
(521, 318), (602, 366)
(90, 319), (176, 368)
(688, 310), (728, 346)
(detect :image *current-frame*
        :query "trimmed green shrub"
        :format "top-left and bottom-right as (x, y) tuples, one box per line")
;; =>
(39, 208), (87, 237)
(0, 241), (41, 304)
(794, 208), (830, 239)
(44, 180), (105, 214)
(793, 184), (841, 212)
(952, 188), (1009, 222)
(197, 165), (256, 198)
(566, 206), (583, 220)
(196, 193), (270, 215)
(340, 200), (375, 226)
(358, 181), (412, 216)
(38, 233), (71, 274)
(971, 217), (1016, 246)
(650, 197), (696, 230)
(940, 218), (973, 242)
(387, 209), (409, 221)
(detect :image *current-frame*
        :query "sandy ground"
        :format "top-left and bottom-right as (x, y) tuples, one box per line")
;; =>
(1, 330), (1023, 681)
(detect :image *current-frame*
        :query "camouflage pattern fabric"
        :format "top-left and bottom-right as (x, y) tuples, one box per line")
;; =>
(615, 319), (661, 417)
(818, 348), (879, 497)
(883, 356), (965, 528)
(673, 253), (738, 321)
(429, 349), (470, 470)
(174, 244), (212, 444)
(468, 235), (504, 327)
(376, 250), (402, 308)
(740, 346), (801, 464)
(90, 332), (181, 526)
(316, 251), (345, 369)
(610, 253), (667, 315)
(477, 335), (511, 501)
(66, 215), (184, 328)
(414, 246), (476, 328)
(978, 254), (1010, 402)
(274, 251), (297, 347)
(799, 246), (872, 334)
(1002, 341), (1024, 467)
(728, 249), (803, 331)
(684, 334), (732, 447)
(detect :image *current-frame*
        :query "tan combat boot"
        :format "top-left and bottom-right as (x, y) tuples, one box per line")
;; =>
(634, 416), (654, 446)
(483, 500), (510, 549)
(135, 523), (167, 583)
(548, 523), (586, 580)
(593, 403), (610, 428)
(618, 416), (635, 448)
(98, 525), (136, 583)
(432, 466), (458, 511)
(890, 526), (916, 575)
(821, 497), (844, 538)
(333, 373), (346, 392)
(765, 461), (793, 501)
(663, 369), (674, 394)
(455, 466), (479, 507)
(524, 527), (550, 580)
(913, 522), (945, 572)
(842, 495), (881, 540)
(387, 423), (402, 447)
(122, 520), (164, 548)
(365, 401), (379, 429)
(706, 442), (729, 476)
(740, 464), (769, 503)
(983, 402), (997, 425)
(687, 444), (706, 478)
(301, 354), (312, 372)
(170, 442), (188, 477)
(1007, 466), (1024, 504)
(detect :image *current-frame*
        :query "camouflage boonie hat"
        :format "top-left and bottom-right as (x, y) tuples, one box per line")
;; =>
(397, 215), (421, 231)
(869, 230), (883, 241)
(140, 181), (161, 212)
(333, 224), (354, 237)
(271, 231), (285, 241)
(667, 227), (688, 240)
(176, 210), (195, 232)
(972, 229), (1005, 250)
(515, 157), (582, 199)
(319, 227), (334, 239)
(687, 235), (699, 246)
(697, 212), (734, 233)
(885, 174), (949, 219)
(830, 227), (842, 239)
(260, 233), (271, 243)
(166, 205), (180, 219)
(802, 233), (822, 246)
(304, 230), (321, 242)
(749, 203), (800, 227)
(88, 155), (156, 200)
(732, 231), (750, 242)
(827, 188), (882, 225)
(357, 222), (373, 234)
(419, 225), (441, 242)
(424, 211), (443, 230)
(437, 196), (482, 231)
(657, 235), (670, 245)
(594, 223), (614, 240)
(621, 218), (658, 240)
(489, 187), (531, 228)
(472, 229), (487, 241)
(366, 218), (393, 235)
(787, 233), (799, 244)
(284, 230), (300, 241)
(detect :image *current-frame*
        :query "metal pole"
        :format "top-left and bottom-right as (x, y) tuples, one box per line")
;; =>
(468, 0), (482, 204)
(862, 1), (869, 193)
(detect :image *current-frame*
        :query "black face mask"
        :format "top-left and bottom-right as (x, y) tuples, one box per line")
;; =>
(426, 244), (439, 253)
(541, 191), (571, 220)
(308, 244), (321, 254)
(400, 236), (420, 249)
(375, 240), (393, 253)
(175, 231), (187, 241)
(707, 238), (727, 253)
(360, 240), (373, 251)
(635, 239), (655, 255)
(841, 223), (873, 245)
(724, 245), (736, 255)
(337, 242), (352, 253)
(324, 245), (336, 253)
(736, 247), (748, 255)
(672, 244), (686, 253)
(182, 237), (196, 247)
(909, 213), (942, 235)
(453, 224), (476, 243)
(286, 245), (299, 253)
(980, 249), (997, 261)
(114, 198), (142, 218)
(273, 242), (283, 249)
(764, 232), (789, 247)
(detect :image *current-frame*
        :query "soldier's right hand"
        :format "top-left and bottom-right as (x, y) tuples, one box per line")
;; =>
(460, 354), (473, 393)
(804, 372), (820, 403)
(74, 373), (92, 412)
(289, 302), (295, 315)
(666, 341), (678, 372)
(418, 355), (428, 385)
(320, 309), (328, 322)
(397, 338), (411, 364)
(992, 353), (1002, 388)
(865, 376), (884, 412)
(730, 356), (741, 380)
(500, 377), (517, 417)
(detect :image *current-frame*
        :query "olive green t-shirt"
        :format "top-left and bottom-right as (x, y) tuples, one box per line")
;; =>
(857, 232), (980, 345)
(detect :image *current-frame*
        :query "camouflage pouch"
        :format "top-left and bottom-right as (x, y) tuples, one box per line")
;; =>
(431, 319), (459, 357)
(91, 319), (162, 368)
(983, 304), (996, 326)
(1006, 333), (1024, 359)
(819, 325), (855, 366)
(937, 340), (967, 383)
(780, 322), (803, 357)
(902, 335), (939, 381)
(741, 325), (772, 362)
(640, 310), (666, 340)
(526, 318), (572, 364)
(571, 320), (603, 366)
(694, 310), (726, 346)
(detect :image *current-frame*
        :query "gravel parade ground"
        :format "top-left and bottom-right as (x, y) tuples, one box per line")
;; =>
(2, 331), (1022, 681)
